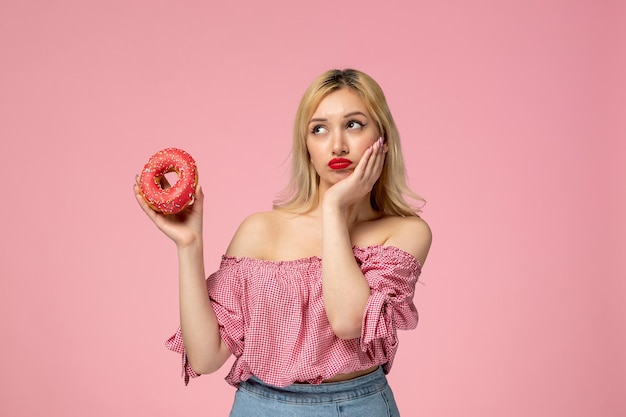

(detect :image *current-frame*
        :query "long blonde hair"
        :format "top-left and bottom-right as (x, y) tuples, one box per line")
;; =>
(274, 69), (424, 216)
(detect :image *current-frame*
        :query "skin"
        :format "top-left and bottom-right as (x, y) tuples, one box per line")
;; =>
(134, 87), (432, 382)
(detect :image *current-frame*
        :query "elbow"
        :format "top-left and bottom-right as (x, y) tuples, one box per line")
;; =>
(188, 358), (222, 376)
(329, 316), (362, 340)
(189, 365), (215, 376)
(187, 345), (231, 375)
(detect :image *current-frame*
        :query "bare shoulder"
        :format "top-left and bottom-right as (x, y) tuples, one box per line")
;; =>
(225, 210), (282, 259)
(383, 216), (432, 266)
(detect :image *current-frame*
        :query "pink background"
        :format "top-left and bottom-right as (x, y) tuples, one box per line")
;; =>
(1, 1), (624, 416)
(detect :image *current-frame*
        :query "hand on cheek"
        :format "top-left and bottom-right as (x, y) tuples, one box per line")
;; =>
(325, 137), (386, 209)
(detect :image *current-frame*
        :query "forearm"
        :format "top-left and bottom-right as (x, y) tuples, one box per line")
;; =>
(177, 241), (228, 373)
(321, 206), (371, 339)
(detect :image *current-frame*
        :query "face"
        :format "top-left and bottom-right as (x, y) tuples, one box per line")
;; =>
(306, 88), (381, 187)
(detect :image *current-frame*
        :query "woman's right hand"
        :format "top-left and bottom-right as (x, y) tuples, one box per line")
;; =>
(134, 177), (204, 248)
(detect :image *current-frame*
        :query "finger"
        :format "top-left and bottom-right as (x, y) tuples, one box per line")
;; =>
(361, 139), (382, 178)
(134, 184), (162, 222)
(353, 144), (375, 179)
(362, 138), (385, 183)
(135, 191), (155, 218)
(135, 177), (164, 217)
(135, 189), (155, 217)
(372, 138), (386, 172)
(133, 183), (145, 203)
(184, 184), (204, 215)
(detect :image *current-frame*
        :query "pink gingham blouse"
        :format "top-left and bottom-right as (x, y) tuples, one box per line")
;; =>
(165, 245), (421, 388)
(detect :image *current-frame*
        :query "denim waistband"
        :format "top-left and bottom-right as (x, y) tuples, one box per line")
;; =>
(239, 367), (389, 404)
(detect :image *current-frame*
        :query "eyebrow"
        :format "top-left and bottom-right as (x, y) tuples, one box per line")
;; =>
(309, 111), (369, 123)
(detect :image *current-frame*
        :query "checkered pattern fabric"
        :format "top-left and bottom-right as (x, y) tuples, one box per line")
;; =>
(165, 245), (421, 387)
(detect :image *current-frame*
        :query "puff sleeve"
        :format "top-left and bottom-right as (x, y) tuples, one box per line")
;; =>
(355, 246), (421, 365)
(165, 256), (245, 385)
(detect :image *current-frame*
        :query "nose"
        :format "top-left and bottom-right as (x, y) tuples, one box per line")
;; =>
(331, 130), (348, 155)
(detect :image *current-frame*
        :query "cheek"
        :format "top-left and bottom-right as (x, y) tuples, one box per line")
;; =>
(355, 139), (375, 156)
(306, 140), (322, 161)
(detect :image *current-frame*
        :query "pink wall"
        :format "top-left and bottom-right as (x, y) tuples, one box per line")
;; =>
(1, 1), (624, 416)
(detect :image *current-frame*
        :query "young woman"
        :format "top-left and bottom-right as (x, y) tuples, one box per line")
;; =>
(135, 69), (432, 416)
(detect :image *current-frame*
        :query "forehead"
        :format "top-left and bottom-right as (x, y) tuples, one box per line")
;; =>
(311, 88), (368, 118)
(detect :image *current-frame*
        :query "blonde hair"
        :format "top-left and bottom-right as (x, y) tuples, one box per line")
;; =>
(274, 68), (424, 216)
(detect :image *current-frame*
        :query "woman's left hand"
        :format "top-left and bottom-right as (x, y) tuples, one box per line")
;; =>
(324, 137), (386, 210)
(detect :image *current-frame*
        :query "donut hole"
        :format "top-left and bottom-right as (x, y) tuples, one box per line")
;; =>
(161, 170), (180, 190)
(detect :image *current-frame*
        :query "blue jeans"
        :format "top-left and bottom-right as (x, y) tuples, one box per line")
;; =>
(229, 367), (401, 417)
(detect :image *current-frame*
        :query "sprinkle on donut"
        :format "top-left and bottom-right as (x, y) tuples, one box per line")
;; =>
(139, 148), (198, 215)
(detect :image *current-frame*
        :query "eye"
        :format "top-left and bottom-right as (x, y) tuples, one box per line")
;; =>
(346, 120), (366, 130)
(310, 125), (327, 135)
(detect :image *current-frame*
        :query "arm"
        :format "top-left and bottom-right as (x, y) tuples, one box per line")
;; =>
(321, 139), (433, 340)
(321, 205), (371, 339)
(321, 139), (386, 339)
(134, 183), (231, 374)
(177, 240), (231, 374)
(322, 212), (433, 340)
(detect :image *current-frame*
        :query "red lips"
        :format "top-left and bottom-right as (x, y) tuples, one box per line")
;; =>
(328, 158), (352, 170)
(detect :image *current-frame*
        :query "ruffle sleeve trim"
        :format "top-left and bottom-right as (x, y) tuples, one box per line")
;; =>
(354, 245), (421, 355)
(165, 328), (199, 386)
(165, 256), (246, 385)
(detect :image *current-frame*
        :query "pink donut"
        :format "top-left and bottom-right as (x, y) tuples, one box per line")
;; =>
(139, 148), (198, 214)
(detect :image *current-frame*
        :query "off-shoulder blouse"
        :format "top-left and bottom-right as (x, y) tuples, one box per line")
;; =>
(166, 245), (421, 387)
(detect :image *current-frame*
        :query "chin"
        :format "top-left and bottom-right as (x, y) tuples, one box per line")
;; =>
(329, 170), (351, 178)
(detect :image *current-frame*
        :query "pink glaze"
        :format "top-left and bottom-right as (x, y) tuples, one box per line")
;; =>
(139, 148), (198, 214)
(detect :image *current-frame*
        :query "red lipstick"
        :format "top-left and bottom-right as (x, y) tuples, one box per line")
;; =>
(328, 158), (352, 170)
